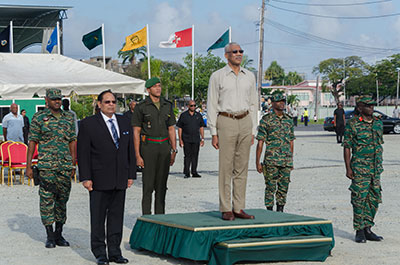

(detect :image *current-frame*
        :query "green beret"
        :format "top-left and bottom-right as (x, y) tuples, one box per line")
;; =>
(270, 93), (286, 102)
(357, 95), (376, 105)
(46, 88), (62, 99)
(145, 77), (161, 88)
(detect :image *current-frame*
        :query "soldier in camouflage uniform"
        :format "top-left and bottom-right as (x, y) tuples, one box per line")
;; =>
(343, 95), (384, 243)
(256, 92), (295, 212)
(26, 88), (77, 248)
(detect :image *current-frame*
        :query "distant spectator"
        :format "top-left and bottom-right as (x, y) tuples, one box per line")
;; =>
(62, 99), (79, 135)
(313, 114), (317, 122)
(393, 105), (400, 118)
(292, 107), (298, 126)
(123, 100), (137, 123)
(2, 103), (24, 142)
(21, 109), (30, 145)
(303, 108), (309, 126)
(334, 102), (345, 144)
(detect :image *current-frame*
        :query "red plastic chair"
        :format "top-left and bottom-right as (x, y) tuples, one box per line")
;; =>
(1, 141), (14, 185)
(32, 144), (38, 165)
(7, 142), (28, 186)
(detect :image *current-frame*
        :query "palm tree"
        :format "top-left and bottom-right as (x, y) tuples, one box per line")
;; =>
(118, 45), (147, 65)
(241, 55), (255, 71)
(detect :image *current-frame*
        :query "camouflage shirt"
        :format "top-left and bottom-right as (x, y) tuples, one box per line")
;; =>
(343, 115), (383, 175)
(29, 108), (76, 170)
(256, 111), (295, 167)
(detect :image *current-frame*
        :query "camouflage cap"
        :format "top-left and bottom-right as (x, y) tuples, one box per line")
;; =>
(357, 95), (376, 105)
(270, 93), (286, 102)
(145, 77), (161, 88)
(46, 88), (62, 99)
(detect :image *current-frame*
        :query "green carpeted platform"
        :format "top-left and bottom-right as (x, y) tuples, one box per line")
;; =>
(129, 209), (334, 264)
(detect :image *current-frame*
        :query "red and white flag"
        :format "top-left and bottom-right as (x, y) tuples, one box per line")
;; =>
(159, 27), (192, 48)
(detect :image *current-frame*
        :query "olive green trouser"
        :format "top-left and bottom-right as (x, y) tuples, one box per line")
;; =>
(140, 141), (171, 215)
(39, 169), (72, 226)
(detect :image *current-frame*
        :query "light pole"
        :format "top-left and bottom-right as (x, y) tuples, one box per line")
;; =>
(397, 68), (400, 105)
(376, 73), (379, 106)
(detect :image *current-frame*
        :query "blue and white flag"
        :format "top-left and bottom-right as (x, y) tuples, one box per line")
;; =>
(46, 27), (57, 53)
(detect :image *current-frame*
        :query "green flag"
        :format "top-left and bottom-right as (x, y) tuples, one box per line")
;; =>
(82, 27), (102, 50)
(207, 29), (229, 52)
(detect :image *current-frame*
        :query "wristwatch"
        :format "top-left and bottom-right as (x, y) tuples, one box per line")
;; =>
(201, 138), (205, 141)
(171, 149), (178, 154)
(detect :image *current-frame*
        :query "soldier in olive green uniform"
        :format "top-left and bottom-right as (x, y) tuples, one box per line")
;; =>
(132, 77), (177, 215)
(256, 93), (295, 212)
(343, 95), (384, 243)
(26, 88), (77, 248)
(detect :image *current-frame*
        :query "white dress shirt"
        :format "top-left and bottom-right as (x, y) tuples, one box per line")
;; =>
(101, 112), (120, 138)
(207, 64), (258, 135)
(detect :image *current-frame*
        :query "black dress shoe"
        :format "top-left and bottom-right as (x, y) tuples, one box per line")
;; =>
(184, 174), (190, 178)
(192, 173), (201, 178)
(364, 227), (383, 241)
(109, 256), (129, 264)
(355, 229), (366, 243)
(96, 257), (109, 265)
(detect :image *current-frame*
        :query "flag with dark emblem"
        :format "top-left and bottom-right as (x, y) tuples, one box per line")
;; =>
(121, 26), (147, 51)
(0, 26), (10, 53)
(82, 27), (103, 50)
(207, 29), (229, 52)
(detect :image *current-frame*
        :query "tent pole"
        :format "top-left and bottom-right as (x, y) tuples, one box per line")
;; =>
(102, 24), (106, 69)
(10, 21), (14, 53)
(56, 21), (60, 55)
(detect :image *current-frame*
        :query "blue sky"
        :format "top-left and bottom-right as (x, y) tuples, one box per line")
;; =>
(3, 0), (400, 79)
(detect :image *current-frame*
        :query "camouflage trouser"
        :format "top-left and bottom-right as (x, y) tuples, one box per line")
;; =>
(39, 169), (72, 226)
(263, 165), (291, 207)
(349, 172), (382, 230)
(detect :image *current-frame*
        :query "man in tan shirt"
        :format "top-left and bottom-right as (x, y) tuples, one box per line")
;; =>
(207, 42), (258, 221)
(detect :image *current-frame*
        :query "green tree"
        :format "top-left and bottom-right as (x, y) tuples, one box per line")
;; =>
(313, 56), (367, 103)
(265, 61), (285, 85)
(141, 57), (162, 78)
(284, 71), (303, 85)
(71, 95), (96, 119)
(241, 55), (256, 71)
(175, 52), (226, 101)
(117, 46), (147, 65)
(286, 94), (300, 106)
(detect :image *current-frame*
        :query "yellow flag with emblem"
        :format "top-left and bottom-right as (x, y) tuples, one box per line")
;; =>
(121, 26), (147, 51)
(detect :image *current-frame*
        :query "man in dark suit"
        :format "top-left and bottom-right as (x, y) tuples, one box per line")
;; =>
(77, 90), (136, 265)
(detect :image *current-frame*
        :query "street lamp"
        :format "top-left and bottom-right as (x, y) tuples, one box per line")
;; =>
(396, 67), (400, 105)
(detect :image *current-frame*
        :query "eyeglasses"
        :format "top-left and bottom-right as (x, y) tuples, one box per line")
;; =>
(227, 49), (244, 54)
(104, 100), (116, 104)
(189, 104), (196, 107)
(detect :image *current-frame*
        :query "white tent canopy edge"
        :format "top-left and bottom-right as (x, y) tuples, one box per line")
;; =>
(0, 53), (146, 99)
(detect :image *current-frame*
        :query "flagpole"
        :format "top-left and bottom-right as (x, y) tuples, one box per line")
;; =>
(56, 21), (60, 55)
(229, 26), (232, 42)
(10, 21), (14, 53)
(102, 23), (106, 69)
(191, 24), (194, 100)
(146, 24), (151, 79)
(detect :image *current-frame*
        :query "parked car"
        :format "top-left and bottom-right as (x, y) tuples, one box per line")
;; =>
(323, 110), (400, 134)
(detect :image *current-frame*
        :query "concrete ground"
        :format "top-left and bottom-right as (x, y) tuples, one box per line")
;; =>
(0, 126), (399, 265)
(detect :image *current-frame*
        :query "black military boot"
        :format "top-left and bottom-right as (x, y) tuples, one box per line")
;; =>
(45, 225), (56, 248)
(55, 222), (70, 247)
(276, 205), (284, 212)
(364, 227), (383, 241)
(355, 229), (367, 243)
(266, 206), (273, 211)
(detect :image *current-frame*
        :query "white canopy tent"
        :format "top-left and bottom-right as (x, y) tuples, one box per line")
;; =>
(0, 53), (146, 99)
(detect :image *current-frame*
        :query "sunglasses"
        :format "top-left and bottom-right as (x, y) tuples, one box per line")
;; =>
(104, 100), (116, 104)
(189, 104), (196, 107)
(227, 49), (244, 54)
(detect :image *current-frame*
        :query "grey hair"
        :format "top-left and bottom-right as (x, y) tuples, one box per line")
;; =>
(224, 42), (240, 53)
